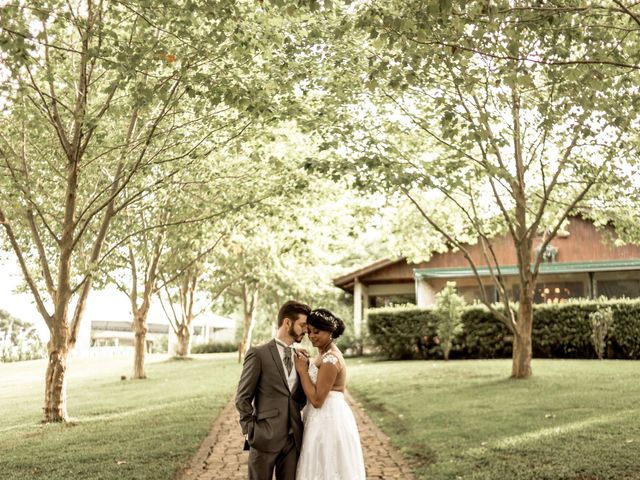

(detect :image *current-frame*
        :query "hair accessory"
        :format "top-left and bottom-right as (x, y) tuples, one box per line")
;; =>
(312, 310), (337, 330)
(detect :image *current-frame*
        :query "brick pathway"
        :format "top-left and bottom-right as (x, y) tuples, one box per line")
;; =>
(178, 393), (417, 480)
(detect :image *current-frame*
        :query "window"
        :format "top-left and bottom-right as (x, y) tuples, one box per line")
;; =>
(368, 294), (416, 308)
(597, 279), (640, 299)
(533, 282), (584, 304)
(457, 285), (496, 304)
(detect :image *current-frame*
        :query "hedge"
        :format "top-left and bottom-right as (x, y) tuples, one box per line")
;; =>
(191, 341), (238, 354)
(367, 299), (640, 360)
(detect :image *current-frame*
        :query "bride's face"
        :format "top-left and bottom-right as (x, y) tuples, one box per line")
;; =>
(308, 325), (332, 349)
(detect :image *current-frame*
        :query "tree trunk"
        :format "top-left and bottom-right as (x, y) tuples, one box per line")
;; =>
(44, 328), (69, 422)
(133, 311), (148, 379)
(175, 324), (191, 357)
(238, 286), (258, 363)
(128, 226), (164, 380)
(512, 295), (533, 378)
(238, 311), (257, 363)
(443, 342), (451, 361)
(2, 318), (13, 360)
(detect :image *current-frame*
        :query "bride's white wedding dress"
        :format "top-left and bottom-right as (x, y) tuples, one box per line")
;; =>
(296, 352), (366, 480)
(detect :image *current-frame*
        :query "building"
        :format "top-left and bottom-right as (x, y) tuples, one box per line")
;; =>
(91, 320), (169, 353)
(334, 216), (640, 339)
(167, 313), (237, 355)
(80, 313), (236, 357)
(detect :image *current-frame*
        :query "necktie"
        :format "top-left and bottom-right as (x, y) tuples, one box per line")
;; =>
(284, 347), (293, 375)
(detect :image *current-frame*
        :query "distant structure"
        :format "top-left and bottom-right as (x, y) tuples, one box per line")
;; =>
(334, 216), (640, 342)
(73, 312), (236, 357)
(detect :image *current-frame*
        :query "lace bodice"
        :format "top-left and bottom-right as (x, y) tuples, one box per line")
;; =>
(308, 351), (346, 390)
(309, 362), (319, 385)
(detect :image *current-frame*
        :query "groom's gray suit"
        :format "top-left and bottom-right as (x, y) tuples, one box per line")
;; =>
(236, 339), (306, 480)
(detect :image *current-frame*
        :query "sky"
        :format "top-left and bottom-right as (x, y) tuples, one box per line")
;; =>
(1, 256), (49, 336)
(0, 252), (236, 344)
(0, 255), (168, 342)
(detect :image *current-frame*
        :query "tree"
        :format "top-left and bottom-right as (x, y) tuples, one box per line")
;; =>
(218, 224), (294, 362)
(99, 196), (169, 378)
(0, 1), (186, 421)
(0, 309), (46, 362)
(205, 124), (319, 360)
(99, 97), (266, 375)
(309, 0), (639, 378)
(0, 0), (329, 421)
(157, 234), (231, 358)
(216, 180), (393, 360)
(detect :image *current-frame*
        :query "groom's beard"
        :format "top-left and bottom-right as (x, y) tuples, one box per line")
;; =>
(289, 325), (304, 343)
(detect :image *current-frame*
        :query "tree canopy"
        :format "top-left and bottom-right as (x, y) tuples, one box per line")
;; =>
(1, 0), (640, 420)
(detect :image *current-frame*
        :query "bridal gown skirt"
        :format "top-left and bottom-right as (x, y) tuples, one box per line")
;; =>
(296, 391), (366, 480)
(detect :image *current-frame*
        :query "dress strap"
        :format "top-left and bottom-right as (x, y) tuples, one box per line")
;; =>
(322, 353), (339, 365)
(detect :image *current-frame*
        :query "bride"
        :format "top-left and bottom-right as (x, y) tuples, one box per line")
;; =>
(293, 308), (366, 480)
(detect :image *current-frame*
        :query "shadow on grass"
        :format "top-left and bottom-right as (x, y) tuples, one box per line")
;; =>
(465, 408), (639, 456)
(405, 443), (438, 468)
(161, 353), (239, 363)
(474, 375), (527, 386)
(0, 396), (212, 436)
(444, 375), (542, 398)
(164, 356), (196, 363)
(355, 392), (439, 469)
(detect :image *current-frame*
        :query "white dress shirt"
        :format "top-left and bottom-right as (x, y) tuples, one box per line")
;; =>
(274, 338), (298, 392)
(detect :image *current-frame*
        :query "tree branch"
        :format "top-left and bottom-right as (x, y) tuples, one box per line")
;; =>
(0, 209), (53, 329)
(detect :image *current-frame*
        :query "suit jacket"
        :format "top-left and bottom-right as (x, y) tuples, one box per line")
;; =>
(235, 339), (307, 453)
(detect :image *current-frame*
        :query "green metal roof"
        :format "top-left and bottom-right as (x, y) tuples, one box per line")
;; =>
(414, 259), (640, 279)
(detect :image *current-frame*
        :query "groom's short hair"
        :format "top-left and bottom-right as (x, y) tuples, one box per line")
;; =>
(277, 300), (311, 327)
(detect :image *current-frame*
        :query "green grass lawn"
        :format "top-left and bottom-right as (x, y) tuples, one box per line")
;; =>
(4, 354), (639, 480)
(346, 358), (640, 480)
(0, 353), (241, 480)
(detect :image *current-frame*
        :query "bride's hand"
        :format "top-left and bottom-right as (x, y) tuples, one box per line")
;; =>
(293, 350), (309, 373)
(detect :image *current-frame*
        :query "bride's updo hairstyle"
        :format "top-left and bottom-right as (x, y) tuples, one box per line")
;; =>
(308, 308), (345, 339)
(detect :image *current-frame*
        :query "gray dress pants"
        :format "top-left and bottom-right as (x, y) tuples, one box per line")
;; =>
(248, 434), (298, 480)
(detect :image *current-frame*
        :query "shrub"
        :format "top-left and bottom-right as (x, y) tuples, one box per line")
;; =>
(590, 306), (614, 360)
(605, 299), (640, 357)
(191, 341), (238, 354)
(368, 298), (640, 360)
(150, 335), (168, 354)
(461, 306), (512, 359)
(530, 301), (594, 358)
(530, 299), (640, 358)
(368, 306), (438, 359)
(434, 282), (465, 360)
(336, 330), (371, 357)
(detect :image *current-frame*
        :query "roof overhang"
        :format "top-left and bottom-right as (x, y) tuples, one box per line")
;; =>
(414, 259), (640, 279)
(333, 258), (405, 291)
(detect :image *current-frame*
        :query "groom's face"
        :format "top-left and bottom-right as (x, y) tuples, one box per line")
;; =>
(287, 314), (308, 343)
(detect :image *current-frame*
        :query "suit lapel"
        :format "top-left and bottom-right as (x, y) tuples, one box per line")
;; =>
(268, 339), (290, 392)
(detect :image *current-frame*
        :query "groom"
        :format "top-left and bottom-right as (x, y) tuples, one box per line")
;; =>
(235, 300), (310, 480)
